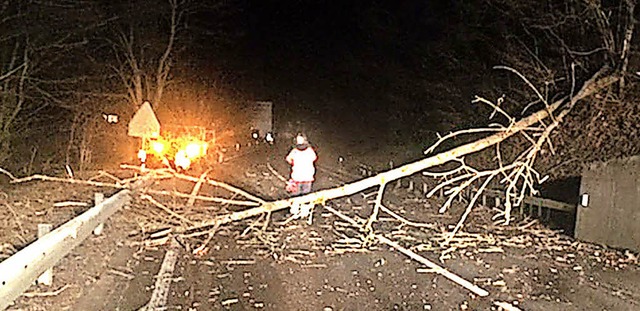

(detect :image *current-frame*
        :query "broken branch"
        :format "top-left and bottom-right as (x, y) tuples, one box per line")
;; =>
(179, 69), (616, 237)
(187, 171), (208, 206)
(144, 189), (260, 207)
(141, 194), (194, 226)
(323, 204), (489, 297)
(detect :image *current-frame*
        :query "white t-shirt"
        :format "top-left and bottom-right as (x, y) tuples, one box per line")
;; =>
(286, 147), (317, 182)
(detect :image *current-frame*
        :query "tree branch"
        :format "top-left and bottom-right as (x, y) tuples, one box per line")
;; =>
(179, 67), (618, 236)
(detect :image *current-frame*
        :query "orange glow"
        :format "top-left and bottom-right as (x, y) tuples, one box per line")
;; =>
(138, 130), (212, 170)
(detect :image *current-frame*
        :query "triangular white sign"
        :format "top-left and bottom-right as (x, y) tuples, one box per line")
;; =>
(128, 101), (161, 138)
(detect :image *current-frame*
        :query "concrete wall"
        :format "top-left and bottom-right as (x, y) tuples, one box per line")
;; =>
(575, 156), (640, 252)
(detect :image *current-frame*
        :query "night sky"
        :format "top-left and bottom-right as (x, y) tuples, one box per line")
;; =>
(193, 1), (484, 145)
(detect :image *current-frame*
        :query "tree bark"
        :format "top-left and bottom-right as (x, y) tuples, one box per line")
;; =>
(618, 0), (636, 97)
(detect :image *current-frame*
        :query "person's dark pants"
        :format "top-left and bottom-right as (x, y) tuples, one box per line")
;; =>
(293, 181), (313, 196)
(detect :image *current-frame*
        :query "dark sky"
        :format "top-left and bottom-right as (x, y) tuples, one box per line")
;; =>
(193, 1), (488, 143)
(236, 1), (451, 69)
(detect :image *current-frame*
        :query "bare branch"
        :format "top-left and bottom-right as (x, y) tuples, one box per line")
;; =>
(0, 63), (25, 81)
(494, 65), (549, 108)
(177, 68), (618, 237)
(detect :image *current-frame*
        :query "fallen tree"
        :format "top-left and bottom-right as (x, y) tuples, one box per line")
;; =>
(178, 66), (619, 238)
(0, 67), (619, 303)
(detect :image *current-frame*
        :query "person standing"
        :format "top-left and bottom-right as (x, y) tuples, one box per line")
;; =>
(285, 133), (317, 196)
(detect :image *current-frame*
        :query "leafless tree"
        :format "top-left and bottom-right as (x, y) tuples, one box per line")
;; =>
(0, 1), (123, 167)
(106, 0), (189, 111)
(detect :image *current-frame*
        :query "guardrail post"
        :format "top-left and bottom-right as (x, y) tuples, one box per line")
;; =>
(545, 207), (551, 221)
(93, 193), (105, 235)
(36, 224), (53, 286)
(537, 202), (543, 218)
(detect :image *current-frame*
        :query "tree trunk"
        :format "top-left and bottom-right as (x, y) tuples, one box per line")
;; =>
(181, 68), (619, 234)
(618, 0), (636, 97)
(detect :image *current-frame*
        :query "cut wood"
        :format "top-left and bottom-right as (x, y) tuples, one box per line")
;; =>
(53, 201), (89, 208)
(494, 301), (523, 311)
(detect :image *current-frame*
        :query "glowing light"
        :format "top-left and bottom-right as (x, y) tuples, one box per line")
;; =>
(135, 130), (211, 170)
(138, 149), (147, 163)
(185, 142), (207, 159)
(175, 150), (191, 170)
(151, 141), (165, 154)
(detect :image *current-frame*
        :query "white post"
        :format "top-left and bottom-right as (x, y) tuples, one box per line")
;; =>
(93, 193), (105, 235)
(36, 224), (53, 286)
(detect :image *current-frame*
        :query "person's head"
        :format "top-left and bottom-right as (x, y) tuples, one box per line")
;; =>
(295, 133), (309, 149)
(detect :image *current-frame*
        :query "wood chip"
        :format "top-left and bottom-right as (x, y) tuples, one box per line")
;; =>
(108, 268), (135, 280)
(221, 259), (256, 265)
(53, 201), (89, 207)
(493, 301), (522, 311)
(22, 285), (70, 298)
(221, 298), (239, 306)
(301, 264), (327, 268)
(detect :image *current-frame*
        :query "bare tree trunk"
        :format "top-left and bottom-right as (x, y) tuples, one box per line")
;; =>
(0, 40), (28, 164)
(6, 42), (28, 131)
(153, 0), (180, 106)
(66, 113), (79, 167)
(587, 0), (617, 55)
(619, 0), (636, 97)
(181, 68), (619, 234)
(113, 1), (183, 110)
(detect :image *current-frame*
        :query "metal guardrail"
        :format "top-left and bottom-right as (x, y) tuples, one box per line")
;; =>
(0, 189), (132, 310)
(481, 189), (576, 213)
